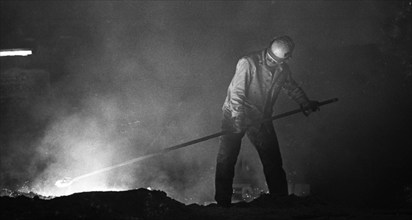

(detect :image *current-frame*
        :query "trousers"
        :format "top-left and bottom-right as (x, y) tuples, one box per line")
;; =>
(214, 113), (288, 205)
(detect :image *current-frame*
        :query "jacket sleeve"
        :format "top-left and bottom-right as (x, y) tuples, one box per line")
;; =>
(282, 68), (310, 105)
(227, 58), (250, 118)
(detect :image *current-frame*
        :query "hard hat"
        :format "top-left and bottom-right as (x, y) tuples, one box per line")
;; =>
(266, 35), (295, 64)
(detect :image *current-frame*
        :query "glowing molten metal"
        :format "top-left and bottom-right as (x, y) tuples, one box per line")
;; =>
(55, 177), (74, 188)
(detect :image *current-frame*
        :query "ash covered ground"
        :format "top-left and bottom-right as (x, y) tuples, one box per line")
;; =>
(1, 188), (411, 220)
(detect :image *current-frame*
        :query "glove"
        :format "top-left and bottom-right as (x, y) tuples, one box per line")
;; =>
(232, 116), (247, 133)
(300, 100), (320, 116)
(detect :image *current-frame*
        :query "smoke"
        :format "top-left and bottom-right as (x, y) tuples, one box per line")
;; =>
(1, 1), (410, 205)
(0, 1), (226, 203)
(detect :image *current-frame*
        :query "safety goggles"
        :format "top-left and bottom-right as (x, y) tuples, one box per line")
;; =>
(266, 49), (292, 65)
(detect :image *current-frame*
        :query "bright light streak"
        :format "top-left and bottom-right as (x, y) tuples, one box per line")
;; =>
(0, 49), (32, 57)
(55, 154), (153, 188)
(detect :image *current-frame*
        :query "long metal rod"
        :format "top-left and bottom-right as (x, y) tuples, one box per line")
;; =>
(55, 98), (338, 187)
(160, 98), (338, 153)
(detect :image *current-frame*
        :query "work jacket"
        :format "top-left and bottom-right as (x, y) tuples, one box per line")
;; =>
(222, 49), (309, 123)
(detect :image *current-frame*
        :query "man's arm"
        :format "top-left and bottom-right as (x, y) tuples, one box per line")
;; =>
(226, 58), (250, 132)
(282, 68), (319, 116)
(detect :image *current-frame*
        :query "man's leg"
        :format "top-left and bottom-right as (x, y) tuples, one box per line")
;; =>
(247, 123), (288, 196)
(215, 118), (243, 206)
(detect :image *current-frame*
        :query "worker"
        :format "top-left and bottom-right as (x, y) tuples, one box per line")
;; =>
(215, 35), (320, 207)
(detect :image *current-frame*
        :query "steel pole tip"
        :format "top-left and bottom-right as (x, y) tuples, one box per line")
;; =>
(55, 177), (73, 188)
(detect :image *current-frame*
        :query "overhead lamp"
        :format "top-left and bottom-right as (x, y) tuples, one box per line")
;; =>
(0, 48), (32, 57)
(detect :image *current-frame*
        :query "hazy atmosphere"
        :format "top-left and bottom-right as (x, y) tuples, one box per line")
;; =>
(1, 1), (411, 206)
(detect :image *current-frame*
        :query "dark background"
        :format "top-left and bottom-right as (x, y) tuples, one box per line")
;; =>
(1, 1), (411, 207)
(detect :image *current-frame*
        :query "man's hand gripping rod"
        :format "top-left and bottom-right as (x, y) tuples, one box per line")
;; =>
(55, 98), (338, 188)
